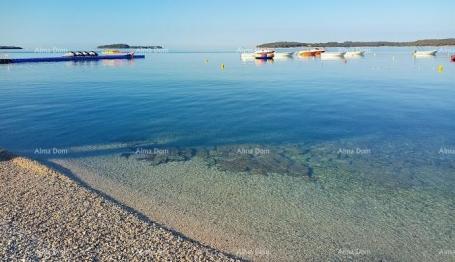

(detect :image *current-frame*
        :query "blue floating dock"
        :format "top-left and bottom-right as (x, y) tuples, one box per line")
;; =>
(0, 54), (145, 64)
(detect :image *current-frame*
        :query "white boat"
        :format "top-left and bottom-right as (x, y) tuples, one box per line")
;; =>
(298, 48), (325, 57)
(345, 51), (365, 57)
(413, 50), (437, 56)
(320, 52), (346, 58)
(274, 52), (294, 58)
(320, 56), (346, 61)
(254, 49), (275, 59)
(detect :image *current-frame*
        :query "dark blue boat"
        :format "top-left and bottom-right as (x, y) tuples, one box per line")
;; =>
(0, 53), (145, 64)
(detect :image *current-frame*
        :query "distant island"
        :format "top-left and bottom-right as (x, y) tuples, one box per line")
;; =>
(257, 38), (455, 48)
(97, 44), (163, 49)
(0, 46), (22, 49)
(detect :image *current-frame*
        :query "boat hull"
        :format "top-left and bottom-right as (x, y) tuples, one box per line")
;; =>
(274, 52), (294, 58)
(345, 51), (365, 57)
(452, 55), (455, 62)
(414, 50), (437, 56)
(298, 51), (317, 57)
(298, 50), (325, 57)
(254, 52), (275, 59)
(321, 52), (346, 58)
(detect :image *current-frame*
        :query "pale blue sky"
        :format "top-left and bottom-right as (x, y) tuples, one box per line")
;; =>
(1, 0), (454, 49)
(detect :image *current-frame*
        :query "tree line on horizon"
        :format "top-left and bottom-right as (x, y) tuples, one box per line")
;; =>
(257, 38), (455, 48)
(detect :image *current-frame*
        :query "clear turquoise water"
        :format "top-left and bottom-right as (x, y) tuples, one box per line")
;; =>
(1, 48), (455, 150)
(1, 48), (455, 260)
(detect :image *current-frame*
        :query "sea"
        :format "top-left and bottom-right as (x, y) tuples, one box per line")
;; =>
(1, 47), (454, 261)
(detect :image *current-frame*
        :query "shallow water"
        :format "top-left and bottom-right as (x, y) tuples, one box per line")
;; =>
(1, 48), (455, 260)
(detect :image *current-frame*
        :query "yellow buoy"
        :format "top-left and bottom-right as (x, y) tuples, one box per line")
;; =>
(221, 64), (225, 70)
(437, 65), (444, 73)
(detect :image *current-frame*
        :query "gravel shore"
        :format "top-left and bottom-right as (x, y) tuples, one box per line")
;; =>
(0, 149), (242, 261)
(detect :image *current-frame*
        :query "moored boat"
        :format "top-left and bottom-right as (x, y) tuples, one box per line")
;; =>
(345, 51), (365, 57)
(298, 50), (316, 57)
(298, 48), (325, 57)
(64, 51), (98, 57)
(274, 52), (294, 58)
(254, 49), (275, 59)
(413, 50), (437, 56)
(451, 55), (455, 62)
(321, 52), (346, 58)
(102, 49), (129, 55)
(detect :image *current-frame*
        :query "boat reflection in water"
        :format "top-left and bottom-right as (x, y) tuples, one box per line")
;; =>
(102, 59), (135, 67)
(63, 58), (136, 68)
(254, 58), (274, 65)
(296, 54), (317, 61)
(240, 55), (274, 65)
(320, 56), (347, 63)
(240, 53), (275, 65)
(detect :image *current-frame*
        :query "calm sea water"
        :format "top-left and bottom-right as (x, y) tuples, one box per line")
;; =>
(1, 48), (455, 260)
(1, 48), (455, 150)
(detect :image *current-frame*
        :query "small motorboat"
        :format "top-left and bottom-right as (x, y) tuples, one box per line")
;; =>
(63, 51), (75, 57)
(321, 52), (346, 58)
(102, 49), (130, 55)
(298, 48), (325, 57)
(345, 51), (365, 57)
(451, 55), (455, 62)
(311, 48), (325, 55)
(64, 51), (98, 57)
(413, 50), (437, 56)
(274, 52), (294, 58)
(254, 49), (275, 59)
(298, 50), (316, 57)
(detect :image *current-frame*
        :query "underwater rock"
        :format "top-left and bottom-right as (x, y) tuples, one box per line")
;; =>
(125, 145), (313, 178)
(136, 148), (196, 166)
(126, 144), (313, 178)
(198, 145), (312, 177)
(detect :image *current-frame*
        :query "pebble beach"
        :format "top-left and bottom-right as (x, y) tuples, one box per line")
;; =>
(0, 149), (241, 261)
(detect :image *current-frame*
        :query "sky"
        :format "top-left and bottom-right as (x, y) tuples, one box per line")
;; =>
(1, 0), (454, 50)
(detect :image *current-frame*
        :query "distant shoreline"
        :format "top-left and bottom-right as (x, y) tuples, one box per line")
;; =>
(0, 46), (22, 49)
(97, 43), (163, 49)
(257, 38), (455, 48)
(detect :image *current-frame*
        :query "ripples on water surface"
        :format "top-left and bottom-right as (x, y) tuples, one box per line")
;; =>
(1, 48), (454, 261)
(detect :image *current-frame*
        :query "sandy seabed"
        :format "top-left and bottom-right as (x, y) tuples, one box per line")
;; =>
(2, 134), (454, 261)
(44, 137), (455, 261)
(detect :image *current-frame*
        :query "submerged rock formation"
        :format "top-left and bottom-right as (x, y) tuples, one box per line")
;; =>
(128, 144), (314, 178)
